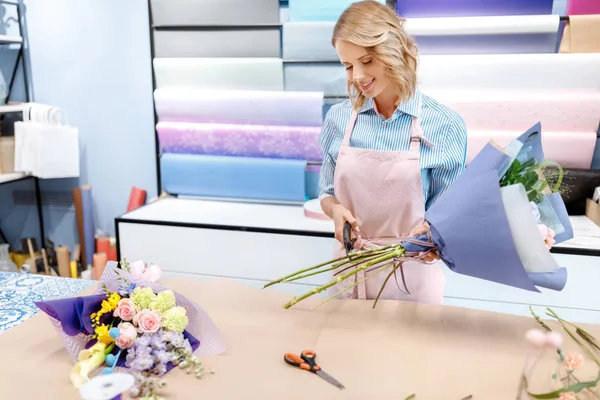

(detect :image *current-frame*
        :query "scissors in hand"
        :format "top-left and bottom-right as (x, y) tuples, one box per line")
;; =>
(284, 350), (345, 390)
(343, 221), (357, 256)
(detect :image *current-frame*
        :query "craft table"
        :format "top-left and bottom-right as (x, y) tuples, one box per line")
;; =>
(1, 277), (599, 399)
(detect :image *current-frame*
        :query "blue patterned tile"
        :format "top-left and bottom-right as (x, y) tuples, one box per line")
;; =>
(0, 272), (95, 334)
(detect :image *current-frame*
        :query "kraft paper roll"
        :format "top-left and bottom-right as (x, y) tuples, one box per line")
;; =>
(160, 153), (308, 203)
(288, 0), (385, 22)
(153, 29), (281, 58)
(154, 88), (324, 127)
(55, 246), (71, 278)
(282, 15), (560, 60)
(417, 53), (600, 91)
(425, 89), (600, 132)
(156, 121), (323, 162)
(153, 58), (284, 91)
(396, 0), (553, 17)
(559, 15), (600, 53)
(93, 253), (107, 281)
(466, 130), (597, 169)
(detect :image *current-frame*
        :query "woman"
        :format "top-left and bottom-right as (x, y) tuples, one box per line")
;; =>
(319, 0), (468, 304)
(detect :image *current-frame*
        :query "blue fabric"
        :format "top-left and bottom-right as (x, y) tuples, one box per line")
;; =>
(319, 90), (468, 210)
(0, 272), (95, 334)
(161, 153), (309, 202)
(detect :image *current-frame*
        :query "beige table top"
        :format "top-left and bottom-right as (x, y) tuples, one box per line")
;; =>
(1, 278), (598, 399)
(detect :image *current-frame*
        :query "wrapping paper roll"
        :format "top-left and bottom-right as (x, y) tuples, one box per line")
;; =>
(304, 198), (330, 220)
(153, 58), (284, 91)
(285, 54), (600, 95)
(149, 0), (280, 26)
(157, 121), (323, 162)
(396, 0), (554, 17)
(283, 63), (347, 97)
(417, 53), (600, 90)
(566, 0), (600, 15)
(288, 0), (385, 22)
(160, 153), (308, 202)
(153, 29), (281, 58)
(426, 89), (600, 132)
(283, 15), (560, 60)
(92, 253), (107, 281)
(466, 130), (597, 169)
(154, 88), (324, 127)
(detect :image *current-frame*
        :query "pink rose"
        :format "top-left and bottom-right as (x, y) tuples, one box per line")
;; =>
(133, 309), (161, 333)
(113, 298), (137, 321)
(115, 322), (137, 349)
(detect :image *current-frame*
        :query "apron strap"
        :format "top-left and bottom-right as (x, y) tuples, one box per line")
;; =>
(409, 96), (433, 154)
(342, 111), (358, 147)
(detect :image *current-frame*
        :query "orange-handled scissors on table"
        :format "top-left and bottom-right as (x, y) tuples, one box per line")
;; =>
(284, 350), (345, 390)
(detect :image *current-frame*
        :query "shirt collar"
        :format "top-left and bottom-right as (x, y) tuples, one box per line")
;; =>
(359, 89), (421, 118)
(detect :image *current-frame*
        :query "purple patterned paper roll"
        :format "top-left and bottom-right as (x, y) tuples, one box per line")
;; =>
(157, 121), (323, 162)
(396, 0), (554, 17)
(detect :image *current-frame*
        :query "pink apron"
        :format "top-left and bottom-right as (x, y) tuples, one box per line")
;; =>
(329, 99), (446, 304)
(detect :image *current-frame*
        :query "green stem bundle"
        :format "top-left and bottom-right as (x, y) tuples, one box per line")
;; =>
(263, 244), (405, 309)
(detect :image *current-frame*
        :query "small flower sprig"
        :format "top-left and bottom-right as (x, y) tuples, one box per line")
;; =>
(523, 307), (600, 399)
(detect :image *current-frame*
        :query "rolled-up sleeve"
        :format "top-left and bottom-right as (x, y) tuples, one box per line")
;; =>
(427, 117), (468, 208)
(318, 115), (341, 200)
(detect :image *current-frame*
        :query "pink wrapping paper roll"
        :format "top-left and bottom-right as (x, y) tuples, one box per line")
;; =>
(427, 89), (600, 132)
(157, 121), (323, 161)
(466, 130), (597, 168)
(567, 0), (600, 14)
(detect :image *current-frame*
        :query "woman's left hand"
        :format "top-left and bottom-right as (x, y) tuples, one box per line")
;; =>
(408, 221), (440, 262)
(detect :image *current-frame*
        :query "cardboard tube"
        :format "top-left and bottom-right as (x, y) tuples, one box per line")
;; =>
(93, 253), (108, 281)
(56, 246), (71, 277)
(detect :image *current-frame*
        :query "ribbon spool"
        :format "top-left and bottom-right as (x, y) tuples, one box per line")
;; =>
(79, 373), (135, 400)
(303, 199), (330, 220)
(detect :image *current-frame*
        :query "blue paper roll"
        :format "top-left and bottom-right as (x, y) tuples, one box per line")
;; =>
(288, 0), (385, 22)
(161, 153), (308, 202)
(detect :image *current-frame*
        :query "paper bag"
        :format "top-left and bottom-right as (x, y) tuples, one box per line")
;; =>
(14, 121), (80, 179)
(559, 15), (600, 53)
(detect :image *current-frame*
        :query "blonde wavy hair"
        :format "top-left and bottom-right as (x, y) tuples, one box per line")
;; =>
(332, 0), (419, 111)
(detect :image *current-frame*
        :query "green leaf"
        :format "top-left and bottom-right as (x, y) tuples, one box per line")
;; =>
(528, 371), (600, 399)
(522, 158), (536, 169)
(552, 373), (558, 380)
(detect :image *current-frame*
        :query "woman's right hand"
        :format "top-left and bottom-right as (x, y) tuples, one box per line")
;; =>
(331, 204), (359, 245)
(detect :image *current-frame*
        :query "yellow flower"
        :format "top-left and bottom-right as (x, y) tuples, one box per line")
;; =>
(94, 324), (114, 344)
(108, 293), (121, 308)
(70, 341), (109, 388)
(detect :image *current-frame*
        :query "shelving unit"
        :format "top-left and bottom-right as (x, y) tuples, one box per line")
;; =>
(0, 0), (45, 248)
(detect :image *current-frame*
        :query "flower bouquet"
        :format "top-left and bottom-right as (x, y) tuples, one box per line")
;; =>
(35, 260), (226, 399)
(265, 122), (573, 309)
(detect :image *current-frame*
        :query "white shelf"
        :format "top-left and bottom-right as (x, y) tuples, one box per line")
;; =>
(0, 104), (27, 114)
(121, 197), (335, 235)
(0, 34), (23, 44)
(0, 172), (28, 185)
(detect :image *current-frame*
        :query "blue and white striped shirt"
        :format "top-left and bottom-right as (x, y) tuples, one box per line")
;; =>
(319, 89), (468, 210)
